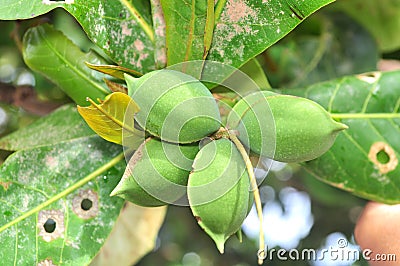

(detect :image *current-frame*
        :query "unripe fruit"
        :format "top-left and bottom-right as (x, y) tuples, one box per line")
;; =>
(111, 137), (199, 207)
(188, 138), (250, 253)
(124, 70), (221, 143)
(228, 91), (348, 163)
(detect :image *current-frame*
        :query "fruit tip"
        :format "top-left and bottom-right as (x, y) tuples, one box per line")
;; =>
(338, 122), (349, 131)
(332, 120), (349, 132)
(216, 242), (225, 254)
(209, 233), (226, 254)
(109, 186), (122, 197)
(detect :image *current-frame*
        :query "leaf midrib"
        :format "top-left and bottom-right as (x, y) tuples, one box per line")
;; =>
(40, 30), (109, 95)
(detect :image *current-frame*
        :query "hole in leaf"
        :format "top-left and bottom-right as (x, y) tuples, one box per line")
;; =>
(81, 198), (93, 211)
(376, 150), (390, 164)
(43, 218), (56, 233)
(368, 142), (398, 174)
(72, 189), (99, 219)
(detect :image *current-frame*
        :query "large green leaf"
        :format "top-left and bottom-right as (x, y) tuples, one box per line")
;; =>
(333, 0), (400, 52)
(208, 0), (334, 68)
(22, 24), (109, 106)
(159, 0), (333, 69)
(161, 0), (210, 66)
(1, 0), (155, 73)
(283, 71), (400, 204)
(0, 104), (94, 151)
(0, 135), (125, 265)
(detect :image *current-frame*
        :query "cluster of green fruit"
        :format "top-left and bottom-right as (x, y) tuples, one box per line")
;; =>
(111, 69), (347, 253)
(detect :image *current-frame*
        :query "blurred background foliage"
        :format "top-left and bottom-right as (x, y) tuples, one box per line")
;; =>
(1, 1), (400, 265)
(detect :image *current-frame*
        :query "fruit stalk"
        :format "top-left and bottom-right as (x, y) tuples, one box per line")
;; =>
(229, 132), (265, 265)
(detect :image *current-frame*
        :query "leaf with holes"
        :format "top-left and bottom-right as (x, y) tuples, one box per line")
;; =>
(2, 0), (155, 73)
(77, 92), (144, 146)
(23, 24), (109, 106)
(0, 104), (94, 151)
(0, 136), (125, 265)
(282, 71), (400, 204)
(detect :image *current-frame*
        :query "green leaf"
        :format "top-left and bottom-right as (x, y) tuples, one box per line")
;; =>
(65, 0), (155, 72)
(85, 62), (143, 80)
(161, 0), (209, 66)
(0, 1), (62, 20)
(0, 104), (94, 151)
(266, 13), (378, 88)
(0, 136), (125, 265)
(282, 71), (400, 204)
(240, 57), (271, 89)
(208, 0), (334, 68)
(333, 0), (400, 52)
(77, 92), (144, 146)
(22, 24), (109, 106)
(1, 1), (156, 72)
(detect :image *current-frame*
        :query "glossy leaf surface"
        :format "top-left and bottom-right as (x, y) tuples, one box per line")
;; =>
(22, 24), (109, 106)
(0, 104), (94, 151)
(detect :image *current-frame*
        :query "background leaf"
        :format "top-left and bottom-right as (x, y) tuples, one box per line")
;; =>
(0, 135), (125, 265)
(22, 24), (109, 106)
(333, 0), (400, 52)
(91, 204), (167, 266)
(265, 12), (378, 88)
(1, 0), (156, 73)
(77, 92), (143, 146)
(282, 71), (400, 204)
(0, 104), (94, 151)
(207, 0), (334, 68)
(239, 57), (271, 89)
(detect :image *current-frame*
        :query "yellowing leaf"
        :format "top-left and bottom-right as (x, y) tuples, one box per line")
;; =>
(77, 92), (144, 146)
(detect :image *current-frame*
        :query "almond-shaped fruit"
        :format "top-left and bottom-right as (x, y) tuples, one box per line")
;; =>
(228, 91), (348, 162)
(111, 137), (199, 206)
(188, 138), (250, 253)
(124, 70), (221, 143)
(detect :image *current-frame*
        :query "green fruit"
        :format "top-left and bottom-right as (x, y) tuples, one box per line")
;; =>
(228, 91), (348, 163)
(111, 137), (199, 207)
(124, 70), (221, 143)
(188, 138), (250, 253)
